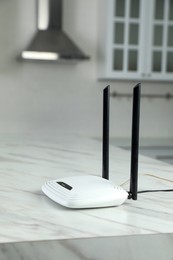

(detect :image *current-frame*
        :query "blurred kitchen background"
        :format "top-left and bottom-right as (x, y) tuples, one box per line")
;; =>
(0, 0), (173, 163)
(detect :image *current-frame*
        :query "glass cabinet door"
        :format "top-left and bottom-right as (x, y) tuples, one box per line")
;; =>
(111, 0), (141, 77)
(150, 0), (173, 77)
(100, 0), (173, 81)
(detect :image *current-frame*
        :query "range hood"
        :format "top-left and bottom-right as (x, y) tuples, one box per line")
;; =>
(21, 0), (89, 61)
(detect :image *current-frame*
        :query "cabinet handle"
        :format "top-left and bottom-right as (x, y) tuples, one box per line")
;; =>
(142, 73), (151, 77)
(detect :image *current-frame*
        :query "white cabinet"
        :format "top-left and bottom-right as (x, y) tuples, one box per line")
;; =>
(98, 0), (173, 81)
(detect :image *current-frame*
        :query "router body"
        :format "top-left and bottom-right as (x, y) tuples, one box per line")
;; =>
(42, 175), (128, 208)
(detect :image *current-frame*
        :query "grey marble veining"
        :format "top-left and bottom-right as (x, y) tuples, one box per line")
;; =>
(0, 133), (172, 246)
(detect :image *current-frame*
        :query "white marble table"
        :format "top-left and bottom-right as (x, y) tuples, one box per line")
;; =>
(0, 134), (172, 259)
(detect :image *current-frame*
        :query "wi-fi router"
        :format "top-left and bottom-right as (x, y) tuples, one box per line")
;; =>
(42, 83), (141, 208)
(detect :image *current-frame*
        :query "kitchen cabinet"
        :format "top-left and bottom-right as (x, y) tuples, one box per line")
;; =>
(98, 0), (173, 81)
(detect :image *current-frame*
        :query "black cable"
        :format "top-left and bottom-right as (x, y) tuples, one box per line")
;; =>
(138, 189), (173, 194)
(128, 189), (173, 199)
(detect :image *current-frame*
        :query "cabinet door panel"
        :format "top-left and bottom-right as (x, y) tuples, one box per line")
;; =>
(130, 0), (140, 18)
(168, 26), (173, 46)
(166, 52), (173, 72)
(154, 0), (164, 20)
(153, 25), (163, 46)
(169, 0), (173, 20)
(113, 49), (124, 70)
(129, 23), (139, 45)
(152, 51), (162, 72)
(114, 23), (125, 44)
(115, 0), (125, 17)
(128, 50), (138, 71)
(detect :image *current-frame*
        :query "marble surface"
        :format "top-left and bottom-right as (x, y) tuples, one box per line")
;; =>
(0, 233), (173, 260)
(0, 133), (173, 246)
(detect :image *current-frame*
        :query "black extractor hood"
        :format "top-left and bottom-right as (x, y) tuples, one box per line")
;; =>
(21, 0), (89, 61)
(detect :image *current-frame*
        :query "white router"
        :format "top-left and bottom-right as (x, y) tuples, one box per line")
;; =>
(42, 84), (141, 208)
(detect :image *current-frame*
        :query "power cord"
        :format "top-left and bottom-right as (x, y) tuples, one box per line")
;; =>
(136, 173), (173, 194)
(127, 189), (173, 199)
(121, 173), (173, 199)
(138, 189), (173, 194)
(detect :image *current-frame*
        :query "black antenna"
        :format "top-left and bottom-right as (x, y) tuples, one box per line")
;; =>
(129, 83), (141, 200)
(102, 85), (110, 180)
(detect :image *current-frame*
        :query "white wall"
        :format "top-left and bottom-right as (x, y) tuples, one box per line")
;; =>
(0, 0), (173, 139)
